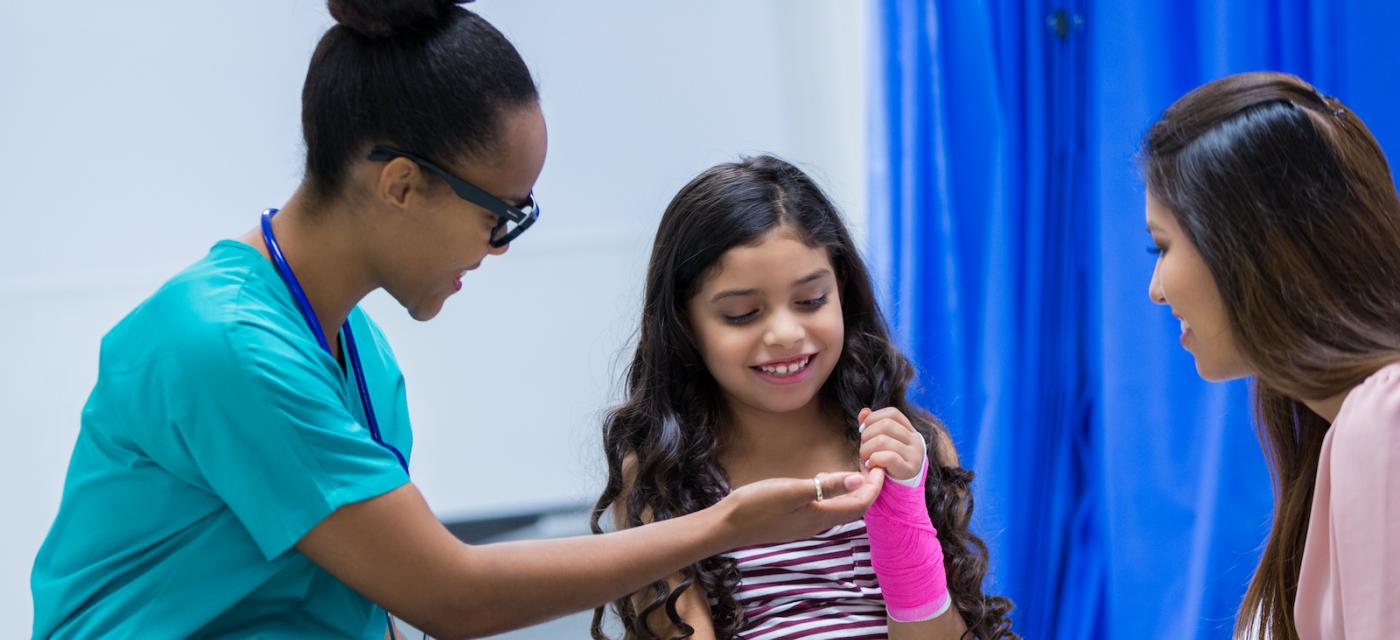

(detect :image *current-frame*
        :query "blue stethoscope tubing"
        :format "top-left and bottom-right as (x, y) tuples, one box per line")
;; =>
(260, 208), (410, 474)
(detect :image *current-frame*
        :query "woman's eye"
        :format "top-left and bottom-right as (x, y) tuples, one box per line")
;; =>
(797, 294), (829, 308)
(1147, 245), (1164, 256)
(723, 310), (759, 325)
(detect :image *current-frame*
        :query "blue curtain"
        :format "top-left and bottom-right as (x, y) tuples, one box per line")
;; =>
(868, 1), (1400, 638)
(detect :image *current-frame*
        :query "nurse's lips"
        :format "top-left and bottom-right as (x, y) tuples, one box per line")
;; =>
(451, 261), (483, 292)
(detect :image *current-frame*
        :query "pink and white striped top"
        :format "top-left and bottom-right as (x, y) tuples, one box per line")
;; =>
(715, 519), (889, 639)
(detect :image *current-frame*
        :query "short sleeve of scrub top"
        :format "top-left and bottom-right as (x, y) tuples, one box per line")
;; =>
(32, 240), (413, 639)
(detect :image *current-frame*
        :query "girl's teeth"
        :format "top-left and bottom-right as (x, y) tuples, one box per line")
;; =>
(761, 356), (809, 376)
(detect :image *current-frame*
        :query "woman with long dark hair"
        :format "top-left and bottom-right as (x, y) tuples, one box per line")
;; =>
(1141, 71), (1400, 639)
(592, 155), (1016, 639)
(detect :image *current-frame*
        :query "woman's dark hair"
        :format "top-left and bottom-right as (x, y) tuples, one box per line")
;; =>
(1140, 71), (1400, 640)
(589, 155), (1016, 639)
(302, 0), (538, 199)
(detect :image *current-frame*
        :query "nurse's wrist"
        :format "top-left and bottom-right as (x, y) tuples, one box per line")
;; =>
(675, 501), (738, 560)
(697, 487), (787, 557)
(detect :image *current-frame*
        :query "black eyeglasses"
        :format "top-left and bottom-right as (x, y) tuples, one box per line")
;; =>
(367, 145), (540, 247)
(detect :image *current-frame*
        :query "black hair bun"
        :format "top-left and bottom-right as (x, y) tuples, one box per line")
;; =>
(328, 0), (469, 39)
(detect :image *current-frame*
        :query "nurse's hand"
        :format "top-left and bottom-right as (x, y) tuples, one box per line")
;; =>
(716, 468), (884, 548)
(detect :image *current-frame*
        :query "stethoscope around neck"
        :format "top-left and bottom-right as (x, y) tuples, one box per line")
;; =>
(260, 208), (410, 474)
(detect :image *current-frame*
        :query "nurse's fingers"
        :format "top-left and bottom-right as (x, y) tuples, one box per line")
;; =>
(810, 467), (885, 517)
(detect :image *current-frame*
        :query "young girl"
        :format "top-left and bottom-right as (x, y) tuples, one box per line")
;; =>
(591, 156), (1016, 639)
(1141, 72), (1400, 639)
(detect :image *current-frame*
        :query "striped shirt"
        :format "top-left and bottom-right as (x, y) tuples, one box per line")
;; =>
(714, 519), (889, 639)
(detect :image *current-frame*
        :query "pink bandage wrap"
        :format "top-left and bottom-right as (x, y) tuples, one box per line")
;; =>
(864, 456), (950, 622)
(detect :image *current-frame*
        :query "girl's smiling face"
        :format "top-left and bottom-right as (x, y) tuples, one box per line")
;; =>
(687, 225), (845, 416)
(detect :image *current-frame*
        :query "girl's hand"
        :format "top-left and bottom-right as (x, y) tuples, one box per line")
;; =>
(858, 407), (926, 482)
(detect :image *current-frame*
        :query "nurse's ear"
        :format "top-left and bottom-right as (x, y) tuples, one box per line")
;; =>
(373, 156), (428, 210)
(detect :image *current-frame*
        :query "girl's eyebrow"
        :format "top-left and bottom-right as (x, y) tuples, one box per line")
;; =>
(793, 268), (833, 286)
(710, 269), (834, 303)
(710, 288), (758, 303)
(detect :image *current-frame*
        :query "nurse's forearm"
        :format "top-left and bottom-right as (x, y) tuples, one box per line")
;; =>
(297, 483), (735, 639)
(302, 484), (728, 638)
(440, 508), (735, 637)
(299, 476), (874, 639)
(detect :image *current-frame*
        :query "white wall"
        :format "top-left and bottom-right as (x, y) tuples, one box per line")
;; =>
(0, 0), (866, 631)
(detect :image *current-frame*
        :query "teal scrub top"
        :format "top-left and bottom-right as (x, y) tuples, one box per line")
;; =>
(32, 240), (413, 639)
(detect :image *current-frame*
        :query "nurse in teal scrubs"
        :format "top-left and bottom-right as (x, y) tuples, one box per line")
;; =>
(29, 1), (879, 638)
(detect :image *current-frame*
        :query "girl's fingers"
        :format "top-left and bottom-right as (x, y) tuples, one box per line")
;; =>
(866, 450), (918, 480)
(860, 418), (918, 448)
(859, 434), (903, 461)
(861, 407), (916, 434)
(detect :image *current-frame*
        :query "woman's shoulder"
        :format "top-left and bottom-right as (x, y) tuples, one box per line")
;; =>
(1336, 363), (1400, 427)
(135, 241), (284, 332)
(1330, 362), (1400, 465)
(100, 243), (273, 364)
(107, 240), (367, 387)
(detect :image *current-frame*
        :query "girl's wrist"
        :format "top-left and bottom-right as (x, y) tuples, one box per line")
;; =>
(890, 428), (928, 487)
